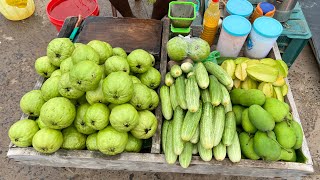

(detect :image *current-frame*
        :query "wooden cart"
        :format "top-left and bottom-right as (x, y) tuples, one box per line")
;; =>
(7, 17), (314, 178)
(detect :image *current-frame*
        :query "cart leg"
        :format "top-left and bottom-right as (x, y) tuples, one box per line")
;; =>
(111, 5), (117, 17)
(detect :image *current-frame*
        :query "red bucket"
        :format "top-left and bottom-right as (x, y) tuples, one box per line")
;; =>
(46, 0), (99, 31)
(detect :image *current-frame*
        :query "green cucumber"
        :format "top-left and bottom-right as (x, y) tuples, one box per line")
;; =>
(212, 105), (225, 146)
(160, 85), (173, 120)
(198, 142), (212, 162)
(169, 84), (179, 110)
(227, 133), (241, 163)
(172, 106), (185, 155)
(165, 122), (178, 164)
(186, 75), (200, 112)
(179, 142), (193, 168)
(165, 72), (174, 86)
(162, 120), (170, 153)
(175, 76), (187, 109)
(209, 75), (222, 106)
(192, 144), (198, 155)
(195, 62), (210, 89)
(170, 65), (182, 78)
(181, 102), (203, 141)
(213, 142), (226, 161)
(200, 89), (211, 103)
(220, 83), (231, 106)
(200, 102), (214, 149)
(204, 61), (233, 90)
(190, 124), (200, 144)
(222, 111), (236, 146)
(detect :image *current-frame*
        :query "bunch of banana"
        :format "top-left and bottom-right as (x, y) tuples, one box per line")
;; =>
(221, 58), (289, 102)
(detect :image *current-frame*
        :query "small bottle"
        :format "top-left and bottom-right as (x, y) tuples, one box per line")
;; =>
(200, 0), (220, 46)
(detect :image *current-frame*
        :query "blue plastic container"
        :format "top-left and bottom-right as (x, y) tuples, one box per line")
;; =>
(226, 0), (253, 18)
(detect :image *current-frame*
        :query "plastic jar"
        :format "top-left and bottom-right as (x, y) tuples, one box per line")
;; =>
(244, 17), (283, 59)
(225, 0), (253, 18)
(0, 0), (35, 21)
(216, 15), (252, 57)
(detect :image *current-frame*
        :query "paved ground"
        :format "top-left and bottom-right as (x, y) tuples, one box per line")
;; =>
(0, 0), (319, 179)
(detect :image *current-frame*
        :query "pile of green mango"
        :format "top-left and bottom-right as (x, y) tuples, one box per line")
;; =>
(230, 89), (304, 162)
(221, 58), (289, 102)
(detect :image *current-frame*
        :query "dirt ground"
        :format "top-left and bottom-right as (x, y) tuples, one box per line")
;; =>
(0, 0), (319, 179)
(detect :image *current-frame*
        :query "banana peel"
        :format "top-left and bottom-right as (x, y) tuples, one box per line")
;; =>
(246, 63), (279, 83)
(276, 60), (289, 78)
(281, 84), (288, 96)
(235, 63), (247, 81)
(221, 60), (236, 79)
(258, 82), (274, 98)
(241, 77), (257, 90)
(272, 76), (286, 87)
(233, 78), (242, 89)
(234, 57), (250, 65)
(260, 58), (278, 67)
(274, 86), (284, 102)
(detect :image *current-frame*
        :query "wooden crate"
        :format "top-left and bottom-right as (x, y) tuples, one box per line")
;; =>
(7, 17), (314, 178)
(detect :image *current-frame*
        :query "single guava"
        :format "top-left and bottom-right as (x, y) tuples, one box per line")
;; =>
(88, 40), (113, 64)
(125, 133), (143, 152)
(41, 76), (61, 101)
(20, 90), (45, 117)
(61, 126), (87, 150)
(85, 103), (110, 130)
(36, 117), (47, 129)
(148, 89), (159, 111)
(71, 45), (100, 65)
(74, 103), (96, 135)
(86, 132), (98, 151)
(86, 80), (109, 105)
(8, 119), (39, 147)
(60, 57), (73, 73)
(97, 126), (128, 155)
(129, 83), (152, 110)
(103, 42), (113, 54)
(51, 69), (62, 77)
(109, 103), (139, 132)
(131, 75), (141, 84)
(166, 36), (189, 61)
(139, 67), (161, 89)
(149, 54), (155, 67)
(104, 56), (130, 75)
(35, 56), (57, 78)
(102, 71), (133, 104)
(40, 97), (76, 129)
(32, 128), (63, 153)
(58, 72), (85, 99)
(131, 110), (158, 139)
(127, 49), (153, 73)
(47, 38), (75, 67)
(112, 47), (127, 58)
(69, 60), (102, 92)
(188, 38), (210, 62)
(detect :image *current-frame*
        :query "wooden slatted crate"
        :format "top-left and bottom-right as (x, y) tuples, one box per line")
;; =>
(7, 17), (314, 178)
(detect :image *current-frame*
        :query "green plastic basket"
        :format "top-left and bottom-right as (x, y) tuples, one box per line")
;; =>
(168, 1), (196, 28)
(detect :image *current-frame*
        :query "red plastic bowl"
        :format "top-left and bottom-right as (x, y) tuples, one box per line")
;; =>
(46, 0), (99, 31)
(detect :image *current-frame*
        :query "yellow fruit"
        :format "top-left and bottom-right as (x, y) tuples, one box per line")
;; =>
(246, 63), (279, 83)
(235, 63), (247, 81)
(272, 76), (286, 87)
(241, 77), (257, 90)
(233, 78), (241, 89)
(221, 60), (236, 79)
(281, 84), (288, 96)
(274, 86), (284, 102)
(234, 57), (250, 65)
(245, 60), (260, 66)
(258, 82), (274, 98)
(276, 60), (289, 78)
(260, 58), (278, 67)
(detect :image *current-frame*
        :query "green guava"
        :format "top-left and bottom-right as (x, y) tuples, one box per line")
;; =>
(129, 83), (152, 110)
(102, 71), (133, 104)
(32, 128), (63, 153)
(51, 69), (62, 77)
(60, 57), (73, 73)
(58, 72), (85, 99)
(103, 42), (113, 54)
(35, 56), (57, 78)
(36, 117), (47, 129)
(112, 47), (127, 58)
(104, 56), (130, 75)
(100, 65), (106, 79)
(131, 75), (141, 84)
(127, 49), (153, 73)
(97, 126), (128, 155)
(8, 119), (39, 147)
(74, 103), (96, 135)
(188, 38), (210, 62)
(86, 132), (98, 151)
(76, 94), (88, 106)
(61, 126), (87, 150)
(148, 89), (159, 111)
(108, 103), (117, 111)
(166, 36), (188, 61)
(40, 97), (76, 129)
(86, 80), (109, 105)
(85, 103), (110, 130)
(20, 90), (45, 117)
(41, 76), (61, 101)
(71, 45), (100, 64)
(109, 103), (139, 132)
(74, 43), (85, 48)
(139, 67), (161, 89)
(149, 54), (155, 66)
(69, 60), (102, 92)
(131, 110), (158, 139)
(47, 38), (75, 67)
(88, 40), (113, 64)
(125, 133), (143, 152)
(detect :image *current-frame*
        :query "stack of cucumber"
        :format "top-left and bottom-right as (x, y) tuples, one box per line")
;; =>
(160, 59), (241, 168)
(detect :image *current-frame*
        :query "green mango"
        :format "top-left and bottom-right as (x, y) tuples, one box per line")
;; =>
(291, 121), (303, 149)
(248, 105), (275, 131)
(253, 131), (281, 161)
(239, 89), (266, 107)
(230, 89), (246, 105)
(242, 109), (257, 133)
(263, 98), (289, 122)
(239, 132), (260, 160)
(279, 148), (296, 162)
(274, 121), (296, 149)
(233, 105), (245, 125)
